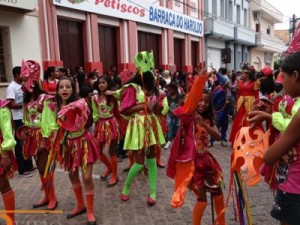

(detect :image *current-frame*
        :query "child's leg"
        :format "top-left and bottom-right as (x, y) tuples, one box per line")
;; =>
(213, 191), (226, 225)
(107, 140), (118, 187)
(82, 164), (96, 223)
(191, 186), (207, 225)
(0, 176), (15, 225)
(155, 145), (165, 168)
(123, 151), (134, 172)
(193, 201), (208, 225)
(36, 150), (57, 210)
(121, 150), (145, 198)
(147, 146), (157, 205)
(99, 152), (112, 179)
(67, 168), (86, 219)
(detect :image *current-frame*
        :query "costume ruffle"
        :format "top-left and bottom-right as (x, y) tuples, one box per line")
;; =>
(94, 117), (120, 152)
(59, 130), (100, 173)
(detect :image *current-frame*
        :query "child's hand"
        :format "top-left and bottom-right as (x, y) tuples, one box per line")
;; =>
(195, 114), (204, 126)
(253, 99), (272, 113)
(282, 147), (297, 165)
(147, 96), (157, 112)
(247, 110), (271, 128)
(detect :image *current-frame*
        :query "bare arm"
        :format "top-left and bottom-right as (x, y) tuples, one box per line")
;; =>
(121, 103), (145, 116)
(7, 99), (22, 109)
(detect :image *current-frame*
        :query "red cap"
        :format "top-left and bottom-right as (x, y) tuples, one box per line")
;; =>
(261, 67), (273, 76)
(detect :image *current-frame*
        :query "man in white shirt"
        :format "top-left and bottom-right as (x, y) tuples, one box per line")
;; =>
(6, 66), (33, 177)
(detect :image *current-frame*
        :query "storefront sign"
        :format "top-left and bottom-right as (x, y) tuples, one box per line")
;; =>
(0, 0), (37, 11)
(53, 0), (203, 37)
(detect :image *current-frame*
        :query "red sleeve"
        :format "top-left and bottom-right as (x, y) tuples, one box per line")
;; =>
(120, 86), (137, 113)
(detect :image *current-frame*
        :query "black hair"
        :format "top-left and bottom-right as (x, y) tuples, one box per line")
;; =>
(260, 76), (274, 95)
(87, 72), (96, 79)
(59, 67), (67, 74)
(94, 75), (114, 106)
(126, 71), (158, 96)
(44, 66), (56, 80)
(55, 77), (79, 110)
(219, 67), (227, 75)
(23, 81), (45, 103)
(281, 51), (300, 76)
(79, 86), (92, 98)
(167, 82), (178, 91)
(12, 66), (21, 77)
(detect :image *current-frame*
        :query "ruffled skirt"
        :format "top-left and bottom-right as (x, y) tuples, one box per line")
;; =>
(123, 114), (165, 150)
(59, 130), (100, 173)
(94, 117), (121, 152)
(191, 150), (223, 189)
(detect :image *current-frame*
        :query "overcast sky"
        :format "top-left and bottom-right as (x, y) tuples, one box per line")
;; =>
(268, 0), (300, 29)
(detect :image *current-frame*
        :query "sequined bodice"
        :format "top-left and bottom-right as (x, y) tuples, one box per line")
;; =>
(94, 97), (114, 118)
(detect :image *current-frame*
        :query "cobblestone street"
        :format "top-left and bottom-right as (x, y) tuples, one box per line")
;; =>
(1, 140), (278, 225)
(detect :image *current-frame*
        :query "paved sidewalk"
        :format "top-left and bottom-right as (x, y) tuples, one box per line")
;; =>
(1, 142), (277, 225)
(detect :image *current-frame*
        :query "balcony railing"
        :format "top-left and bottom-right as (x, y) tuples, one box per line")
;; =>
(255, 33), (286, 52)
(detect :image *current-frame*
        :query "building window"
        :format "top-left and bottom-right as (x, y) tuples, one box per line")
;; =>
(0, 28), (7, 83)
(256, 23), (260, 32)
(267, 26), (271, 35)
(220, 0), (225, 18)
(244, 9), (247, 27)
(212, 0), (217, 15)
(190, 1), (196, 13)
(205, 0), (209, 16)
(236, 4), (241, 24)
(227, 0), (233, 21)
(174, 0), (181, 8)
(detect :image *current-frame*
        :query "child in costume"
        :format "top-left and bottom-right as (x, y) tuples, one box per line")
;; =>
(0, 99), (17, 225)
(248, 31), (300, 224)
(19, 60), (58, 210)
(167, 85), (226, 225)
(120, 51), (165, 206)
(92, 75), (123, 187)
(56, 77), (99, 225)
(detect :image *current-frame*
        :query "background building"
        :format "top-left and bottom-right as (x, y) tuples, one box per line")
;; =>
(249, 0), (286, 70)
(0, 0), (41, 98)
(204, 0), (256, 71)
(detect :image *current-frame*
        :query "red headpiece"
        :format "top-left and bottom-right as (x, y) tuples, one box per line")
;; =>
(286, 22), (300, 55)
(20, 60), (41, 92)
(261, 66), (273, 77)
(57, 99), (90, 132)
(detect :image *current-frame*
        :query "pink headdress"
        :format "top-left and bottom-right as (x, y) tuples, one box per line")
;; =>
(20, 60), (41, 92)
(119, 69), (133, 84)
(57, 99), (90, 132)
